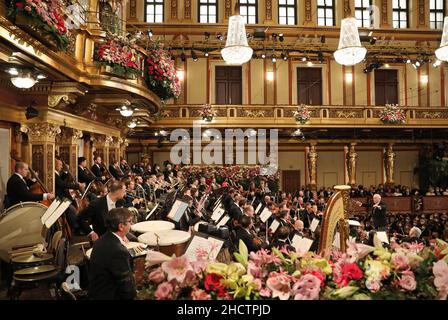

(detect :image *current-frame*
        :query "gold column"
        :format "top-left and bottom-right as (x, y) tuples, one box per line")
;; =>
(346, 143), (357, 187)
(119, 138), (128, 160)
(56, 128), (83, 181)
(307, 143), (318, 191)
(27, 123), (61, 193)
(384, 143), (396, 186)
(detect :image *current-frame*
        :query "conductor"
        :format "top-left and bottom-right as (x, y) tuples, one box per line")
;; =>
(355, 194), (387, 231)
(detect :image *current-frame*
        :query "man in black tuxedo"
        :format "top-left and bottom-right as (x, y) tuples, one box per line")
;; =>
(88, 207), (136, 300)
(109, 159), (124, 180)
(55, 158), (84, 231)
(178, 195), (201, 232)
(78, 157), (98, 184)
(269, 226), (295, 252)
(355, 194), (387, 231)
(5, 162), (55, 209)
(120, 158), (129, 175)
(77, 180), (127, 242)
(91, 156), (105, 180)
(234, 215), (261, 253)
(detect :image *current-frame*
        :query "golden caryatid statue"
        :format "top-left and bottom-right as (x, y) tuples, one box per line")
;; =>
(318, 185), (351, 253)
(307, 144), (318, 190)
(346, 143), (357, 187)
(384, 144), (396, 185)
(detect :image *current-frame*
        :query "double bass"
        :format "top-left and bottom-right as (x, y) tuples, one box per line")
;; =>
(61, 159), (87, 211)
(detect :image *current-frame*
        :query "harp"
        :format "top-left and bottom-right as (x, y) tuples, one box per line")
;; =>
(318, 185), (351, 253)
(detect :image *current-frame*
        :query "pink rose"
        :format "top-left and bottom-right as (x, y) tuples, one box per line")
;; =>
(259, 287), (272, 298)
(293, 274), (321, 300)
(148, 268), (165, 284)
(191, 288), (211, 300)
(154, 282), (173, 300)
(392, 253), (409, 270)
(398, 270), (417, 291)
(366, 278), (381, 292)
(433, 260), (448, 300)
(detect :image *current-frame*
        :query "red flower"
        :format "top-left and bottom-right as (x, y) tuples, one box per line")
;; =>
(16, 2), (24, 8)
(204, 273), (226, 297)
(335, 263), (363, 287)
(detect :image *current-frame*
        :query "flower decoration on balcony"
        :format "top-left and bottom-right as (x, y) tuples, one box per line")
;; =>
(7, 0), (69, 50)
(144, 43), (181, 101)
(293, 104), (311, 124)
(95, 34), (144, 77)
(379, 104), (406, 124)
(199, 104), (217, 122)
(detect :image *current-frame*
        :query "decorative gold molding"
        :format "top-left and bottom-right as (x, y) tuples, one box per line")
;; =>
(381, 0), (388, 25)
(343, 0), (351, 18)
(130, 0), (137, 18)
(265, 0), (273, 21)
(48, 94), (77, 108)
(184, 0), (191, 19)
(171, 0), (178, 19)
(28, 123), (61, 142)
(305, 0), (312, 22)
(225, 0), (232, 19)
(56, 127), (83, 145)
(418, 0), (426, 26)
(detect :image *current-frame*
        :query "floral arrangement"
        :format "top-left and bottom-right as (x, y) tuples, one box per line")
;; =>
(137, 239), (448, 300)
(95, 34), (144, 77)
(293, 104), (311, 124)
(181, 165), (280, 192)
(144, 43), (181, 101)
(379, 104), (406, 124)
(7, 0), (69, 50)
(199, 104), (217, 122)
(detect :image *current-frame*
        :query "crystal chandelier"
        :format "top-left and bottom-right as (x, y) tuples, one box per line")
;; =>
(221, 15), (253, 65)
(8, 68), (46, 89)
(334, 17), (367, 66)
(435, 16), (448, 62)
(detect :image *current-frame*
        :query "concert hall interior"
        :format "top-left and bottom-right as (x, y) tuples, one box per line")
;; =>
(0, 0), (448, 301)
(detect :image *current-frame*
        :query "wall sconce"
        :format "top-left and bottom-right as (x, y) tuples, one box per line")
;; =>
(177, 70), (185, 81)
(266, 71), (274, 81)
(420, 74), (429, 84)
(345, 72), (353, 83)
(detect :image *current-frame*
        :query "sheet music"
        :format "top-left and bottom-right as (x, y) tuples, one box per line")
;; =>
(45, 200), (71, 228)
(167, 200), (188, 222)
(40, 199), (61, 224)
(213, 196), (222, 210)
(216, 215), (230, 228)
(376, 231), (389, 244)
(184, 236), (224, 261)
(348, 220), (361, 226)
(292, 235), (314, 254)
(269, 219), (280, 233)
(310, 218), (320, 233)
(259, 208), (272, 223)
(211, 207), (225, 222)
(255, 203), (262, 214)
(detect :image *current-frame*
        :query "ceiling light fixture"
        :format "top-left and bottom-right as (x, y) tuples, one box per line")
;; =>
(127, 119), (137, 128)
(435, 17), (448, 61)
(334, 17), (367, 66)
(10, 69), (40, 89)
(116, 105), (135, 117)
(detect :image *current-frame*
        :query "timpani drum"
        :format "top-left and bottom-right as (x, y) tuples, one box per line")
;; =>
(131, 220), (175, 234)
(138, 230), (191, 257)
(0, 202), (47, 262)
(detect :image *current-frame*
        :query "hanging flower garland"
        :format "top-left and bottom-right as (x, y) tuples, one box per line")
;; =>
(144, 43), (181, 101)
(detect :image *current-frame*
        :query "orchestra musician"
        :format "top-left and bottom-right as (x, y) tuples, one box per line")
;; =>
(268, 226), (295, 252)
(109, 159), (124, 180)
(77, 180), (132, 242)
(78, 157), (99, 184)
(234, 215), (263, 253)
(88, 207), (136, 300)
(178, 195), (202, 232)
(123, 178), (143, 209)
(55, 158), (83, 231)
(119, 158), (130, 175)
(5, 162), (55, 208)
(91, 156), (106, 182)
